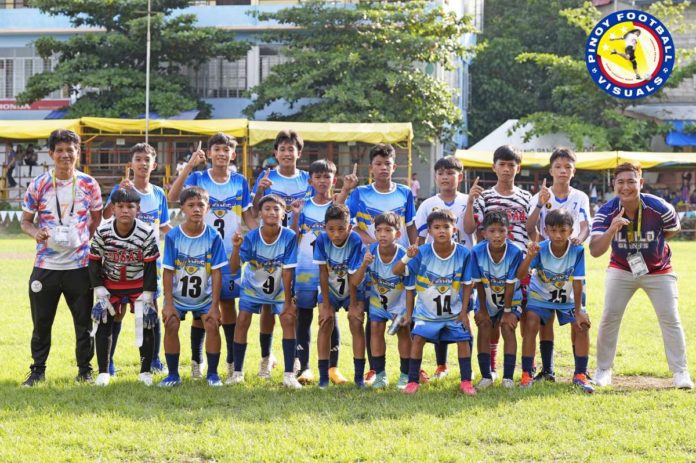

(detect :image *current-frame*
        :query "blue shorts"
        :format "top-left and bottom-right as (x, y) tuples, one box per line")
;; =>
(239, 297), (284, 315)
(527, 305), (583, 326)
(176, 307), (208, 321)
(318, 291), (366, 311)
(369, 306), (405, 323)
(220, 266), (241, 301)
(412, 319), (472, 343)
(296, 289), (318, 310)
(474, 304), (522, 323)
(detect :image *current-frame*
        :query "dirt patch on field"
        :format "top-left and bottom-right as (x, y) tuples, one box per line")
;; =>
(610, 375), (673, 390)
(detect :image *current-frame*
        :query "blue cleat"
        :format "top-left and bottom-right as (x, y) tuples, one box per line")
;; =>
(158, 375), (181, 388)
(108, 360), (116, 377)
(207, 374), (223, 387)
(151, 358), (168, 374)
(318, 379), (330, 390)
(573, 373), (594, 394)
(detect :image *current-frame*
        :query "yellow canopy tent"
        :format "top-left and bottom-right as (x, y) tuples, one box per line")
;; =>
(79, 117), (248, 138)
(454, 149), (618, 170)
(0, 119), (81, 140)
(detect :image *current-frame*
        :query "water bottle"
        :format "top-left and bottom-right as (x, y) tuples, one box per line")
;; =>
(388, 313), (404, 335)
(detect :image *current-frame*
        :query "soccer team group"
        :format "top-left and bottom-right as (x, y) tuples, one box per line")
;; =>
(20, 127), (691, 394)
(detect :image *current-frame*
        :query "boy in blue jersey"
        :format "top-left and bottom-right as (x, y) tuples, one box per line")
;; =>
(168, 133), (257, 383)
(230, 194), (301, 388)
(350, 212), (412, 390)
(345, 143), (417, 385)
(313, 204), (366, 388)
(516, 209), (593, 393)
(290, 159), (347, 385)
(469, 211), (523, 389)
(393, 209), (476, 395)
(103, 143), (171, 376)
(160, 187), (228, 387)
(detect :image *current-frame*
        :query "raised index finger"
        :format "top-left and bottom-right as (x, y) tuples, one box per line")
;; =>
(264, 168), (271, 178)
(542, 178), (547, 188)
(352, 163), (357, 176)
(472, 176), (480, 187)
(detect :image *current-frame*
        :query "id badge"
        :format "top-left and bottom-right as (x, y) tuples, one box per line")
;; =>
(627, 252), (648, 278)
(53, 225), (71, 246)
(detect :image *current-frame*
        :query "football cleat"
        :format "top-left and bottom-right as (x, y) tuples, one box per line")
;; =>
(224, 363), (235, 385)
(318, 379), (330, 390)
(432, 364), (449, 380)
(534, 370), (556, 382)
(459, 380), (476, 396)
(402, 382), (420, 394)
(594, 368), (612, 387)
(150, 358), (168, 374)
(191, 360), (204, 380)
(396, 373), (409, 390)
(476, 377), (494, 390)
(364, 369), (377, 386)
(372, 371), (389, 389)
(258, 354), (277, 379)
(138, 372), (153, 386)
(75, 370), (94, 384)
(296, 369), (315, 385)
(228, 371), (244, 385)
(419, 369), (430, 384)
(502, 378), (515, 389)
(207, 374), (223, 387)
(95, 373), (110, 386)
(158, 375), (182, 387)
(22, 369), (45, 387)
(519, 371), (534, 389)
(283, 372), (303, 389)
(573, 373), (595, 394)
(329, 367), (347, 385)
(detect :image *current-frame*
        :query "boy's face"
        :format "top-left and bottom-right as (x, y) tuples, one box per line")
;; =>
(484, 223), (508, 249)
(435, 168), (463, 192)
(114, 201), (139, 227)
(546, 224), (572, 245)
(50, 141), (79, 170)
(325, 218), (351, 246)
(428, 219), (455, 244)
(375, 223), (400, 247)
(549, 158), (575, 184)
(182, 197), (209, 225)
(614, 171), (643, 202)
(208, 143), (235, 168)
(131, 151), (157, 178)
(370, 155), (396, 182)
(274, 141), (300, 169)
(492, 159), (520, 182)
(309, 171), (335, 195)
(260, 201), (285, 226)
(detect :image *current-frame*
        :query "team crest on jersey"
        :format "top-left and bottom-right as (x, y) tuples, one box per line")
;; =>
(177, 257), (205, 275)
(433, 277), (451, 295)
(585, 10), (674, 99)
(209, 198), (232, 218)
(484, 274), (505, 295)
(262, 259), (281, 274)
(537, 268), (574, 288)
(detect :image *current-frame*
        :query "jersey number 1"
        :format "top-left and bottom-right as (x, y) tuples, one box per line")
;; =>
(433, 294), (452, 316)
(181, 275), (202, 298)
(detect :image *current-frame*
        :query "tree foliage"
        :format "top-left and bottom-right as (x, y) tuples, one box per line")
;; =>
(17, 0), (250, 118)
(243, 0), (475, 145)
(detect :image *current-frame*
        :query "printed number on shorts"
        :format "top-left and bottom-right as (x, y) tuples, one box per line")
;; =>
(549, 289), (567, 304)
(228, 279), (235, 292)
(263, 276), (275, 294)
(181, 275), (202, 298)
(379, 294), (388, 311)
(433, 294), (452, 316)
(213, 218), (225, 239)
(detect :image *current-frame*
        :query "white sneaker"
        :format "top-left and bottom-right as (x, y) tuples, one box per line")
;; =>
(95, 373), (110, 386)
(490, 371), (498, 381)
(224, 362), (236, 385)
(191, 360), (204, 380)
(674, 371), (694, 389)
(283, 372), (303, 389)
(594, 368), (612, 387)
(258, 354), (277, 379)
(476, 377), (494, 390)
(229, 371), (245, 384)
(138, 372), (153, 386)
(502, 378), (515, 388)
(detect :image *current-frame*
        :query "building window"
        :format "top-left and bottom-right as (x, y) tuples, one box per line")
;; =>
(188, 57), (247, 98)
(260, 45), (289, 82)
(0, 48), (66, 99)
(0, 0), (28, 8)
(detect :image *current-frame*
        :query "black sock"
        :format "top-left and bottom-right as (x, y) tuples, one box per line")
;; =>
(477, 353), (491, 379)
(353, 358), (366, 384)
(435, 342), (449, 366)
(233, 342), (247, 372)
(109, 320), (122, 363)
(296, 309), (313, 370)
(139, 327), (154, 373)
(330, 317), (340, 368)
(282, 338), (296, 373)
(458, 357), (472, 381)
(190, 326), (205, 364)
(503, 354), (516, 380)
(260, 333), (272, 358)
(165, 353), (180, 377)
(206, 352), (221, 376)
(96, 316), (114, 373)
(373, 355), (386, 374)
(222, 323), (236, 364)
(318, 359), (329, 384)
(400, 357), (409, 375)
(408, 358), (423, 383)
(540, 340), (554, 373)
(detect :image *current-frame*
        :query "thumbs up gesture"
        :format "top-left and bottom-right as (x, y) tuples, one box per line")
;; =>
(538, 178), (551, 206)
(343, 163), (359, 192)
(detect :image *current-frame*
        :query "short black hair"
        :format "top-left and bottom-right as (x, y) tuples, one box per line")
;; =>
(111, 187), (141, 205)
(179, 186), (209, 206)
(208, 132), (237, 149)
(545, 209), (574, 229)
(427, 208), (456, 228)
(325, 203), (351, 223)
(374, 211), (400, 230)
(130, 142), (156, 158)
(482, 210), (509, 229)
(493, 145), (522, 165)
(48, 129), (80, 151)
(434, 155), (463, 173)
(549, 147), (576, 165)
(274, 130), (304, 151)
(369, 143), (396, 163)
(258, 194), (286, 211)
(309, 159), (337, 176)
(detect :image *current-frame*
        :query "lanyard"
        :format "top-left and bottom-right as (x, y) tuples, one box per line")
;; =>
(52, 171), (76, 226)
(625, 201), (642, 250)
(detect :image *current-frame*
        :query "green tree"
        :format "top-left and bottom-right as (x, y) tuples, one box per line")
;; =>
(17, 0), (250, 118)
(243, 0), (474, 145)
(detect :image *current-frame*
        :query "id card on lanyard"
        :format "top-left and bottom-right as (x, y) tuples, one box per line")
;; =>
(625, 202), (648, 278)
(52, 172), (76, 246)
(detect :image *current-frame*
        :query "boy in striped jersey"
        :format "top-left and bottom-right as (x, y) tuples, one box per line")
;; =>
(88, 188), (160, 386)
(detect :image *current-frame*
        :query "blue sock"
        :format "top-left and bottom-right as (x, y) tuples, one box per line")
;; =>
(540, 340), (554, 373)
(232, 342), (247, 372)
(110, 321), (122, 361)
(164, 353), (180, 378)
(373, 355), (386, 375)
(458, 357), (472, 381)
(477, 353), (492, 379)
(503, 354), (516, 380)
(282, 339), (296, 373)
(318, 359), (330, 385)
(152, 319), (162, 359)
(222, 324), (235, 364)
(353, 358), (366, 384)
(190, 326), (205, 364)
(260, 333), (272, 358)
(206, 352), (220, 376)
(575, 356), (589, 375)
(408, 358), (422, 383)
(435, 342), (448, 366)
(400, 357), (409, 375)
(330, 319), (340, 368)
(522, 356), (534, 374)
(296, 309), (312, 370)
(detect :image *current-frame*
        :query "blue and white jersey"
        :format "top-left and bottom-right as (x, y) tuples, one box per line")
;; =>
(347, 183), (416, 248)
(527, 240), (585, 310)
(184, 169), (251, 255)
(295, 198), (332, 292)
(469, 240), (523, 311)
(313, 231), (364, 301)
(527, 188), (590, 241)
(405, 243), (471, 321)
(360, 243), (408, 315)
(252, 169), (313, 225)
(240, 227), (298, 304)
(108, 184), (169, 243)
(162, 225), (227, 312)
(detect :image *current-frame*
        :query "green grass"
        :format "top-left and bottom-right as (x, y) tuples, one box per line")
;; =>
(1, 238), (695, 462)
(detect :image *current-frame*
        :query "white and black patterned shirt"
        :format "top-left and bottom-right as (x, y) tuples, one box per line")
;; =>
(473, 186), (532, 253)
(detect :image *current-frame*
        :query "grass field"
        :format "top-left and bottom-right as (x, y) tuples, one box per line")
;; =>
(1, 237), (695, 462)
